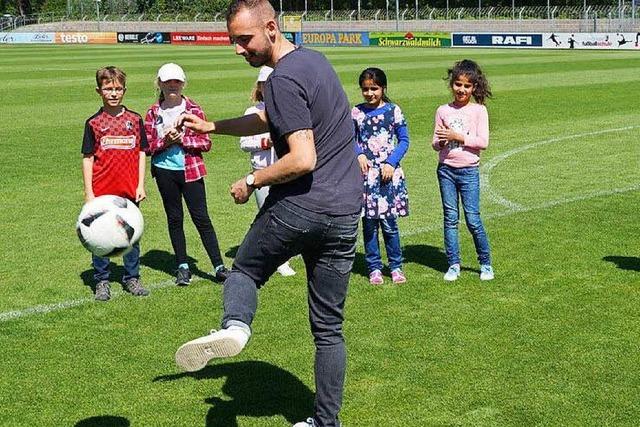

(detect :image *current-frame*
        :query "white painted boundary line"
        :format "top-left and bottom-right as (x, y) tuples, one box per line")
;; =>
(480, 125), (640, 212)
(2, 126), (639, 323)
(0, 279), (176, 323)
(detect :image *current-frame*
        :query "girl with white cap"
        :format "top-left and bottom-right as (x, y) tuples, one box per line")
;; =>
(239, 66), (295, 277)
(144, 63), (229, 286)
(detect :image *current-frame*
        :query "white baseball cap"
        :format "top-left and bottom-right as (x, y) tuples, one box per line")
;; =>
(257, 66), (273, 82)
(157, 63), (186, 82)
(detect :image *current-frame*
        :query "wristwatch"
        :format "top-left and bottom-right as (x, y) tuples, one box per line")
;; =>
(245, 173), (257, 188)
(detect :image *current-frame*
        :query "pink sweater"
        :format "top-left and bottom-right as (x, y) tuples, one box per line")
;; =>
(431, 102), (489, 168)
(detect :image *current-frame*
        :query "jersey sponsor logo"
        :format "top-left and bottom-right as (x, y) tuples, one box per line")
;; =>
(100, 135), (136, 150)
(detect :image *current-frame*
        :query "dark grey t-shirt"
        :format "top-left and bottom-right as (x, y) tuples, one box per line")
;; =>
(263, 47), (362, 216)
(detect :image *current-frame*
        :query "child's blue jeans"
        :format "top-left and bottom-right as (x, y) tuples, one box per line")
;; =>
(437, 164), (491, 266)
(92, 241), (140, 283)
(362, 217), (403, 273)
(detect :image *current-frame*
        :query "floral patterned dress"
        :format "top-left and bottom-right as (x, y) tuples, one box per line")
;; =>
(352, 102), (409, 219)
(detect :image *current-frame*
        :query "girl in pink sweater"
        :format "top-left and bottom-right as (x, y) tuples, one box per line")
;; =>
(432, 59), (494, 282)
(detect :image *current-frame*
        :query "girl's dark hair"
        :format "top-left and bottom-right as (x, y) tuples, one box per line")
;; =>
(359, 67), (391, 103)
(446, 59), (492, 105)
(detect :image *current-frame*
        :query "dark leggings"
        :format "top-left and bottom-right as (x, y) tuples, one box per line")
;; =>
(153, 166), (224, 269)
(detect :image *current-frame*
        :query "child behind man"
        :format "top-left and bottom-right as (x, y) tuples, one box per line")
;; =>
(81, 66), (149, 301)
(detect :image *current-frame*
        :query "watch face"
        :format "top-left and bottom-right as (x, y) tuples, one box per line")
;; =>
(246, 174), (255, 186)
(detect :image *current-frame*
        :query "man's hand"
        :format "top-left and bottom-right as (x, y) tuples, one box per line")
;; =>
(230, 177), (254, 204)
(176, 113), (214, 134)
(357, 154), (369, 175)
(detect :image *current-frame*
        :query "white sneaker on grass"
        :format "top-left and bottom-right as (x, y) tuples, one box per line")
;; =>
(444, 264), (461, 281)
(480, 264), (495, 281)
(293, 418), (315, 427)
(175, 325), (251, 372)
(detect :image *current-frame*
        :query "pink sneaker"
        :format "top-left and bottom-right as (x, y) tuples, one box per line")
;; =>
(369, 269), (383, 285)
(391, 269), (407, 284)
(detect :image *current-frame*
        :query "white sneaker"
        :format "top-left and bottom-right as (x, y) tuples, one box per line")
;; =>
(293, 418), (315, 427)
(175, 325), (251, 372)
(480, 264), (495, 281)
(444, 264), (461, 281)
(277, 262), (296, 277)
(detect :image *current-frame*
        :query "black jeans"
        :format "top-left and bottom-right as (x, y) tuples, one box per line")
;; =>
(153, 166), (224, 269)
(223, 199), (359, 427)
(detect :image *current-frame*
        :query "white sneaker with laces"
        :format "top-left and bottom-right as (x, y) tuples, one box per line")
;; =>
(293, 418), (315, 427)
(277, 262), (296, 277)
(175, 325), (251, 372)
(444, 264), (461, 281)
(480, 264), (495, 281)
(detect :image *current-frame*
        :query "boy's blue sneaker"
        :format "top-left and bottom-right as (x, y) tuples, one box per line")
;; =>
(480, 264), (495, 281)
(444, 264), (460, 282)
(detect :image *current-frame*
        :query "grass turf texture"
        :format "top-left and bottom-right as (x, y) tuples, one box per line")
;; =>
(0, 45), (639, 426)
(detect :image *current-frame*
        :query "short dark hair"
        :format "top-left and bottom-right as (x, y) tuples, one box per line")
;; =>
(226, 0), (276, 23)
(96, 66), (126, 88)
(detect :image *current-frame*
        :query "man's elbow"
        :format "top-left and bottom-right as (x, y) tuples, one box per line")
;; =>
(297, 152), (316, 173)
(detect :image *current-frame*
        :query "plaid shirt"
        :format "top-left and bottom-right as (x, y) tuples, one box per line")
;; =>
(144, 96), (211, 182)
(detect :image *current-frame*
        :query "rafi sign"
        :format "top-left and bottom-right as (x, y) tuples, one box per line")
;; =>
(492, 35), (535, 45)
(452, 33), (542, 48)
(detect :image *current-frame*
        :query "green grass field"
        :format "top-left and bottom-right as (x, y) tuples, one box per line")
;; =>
(1, 44), (639, 426)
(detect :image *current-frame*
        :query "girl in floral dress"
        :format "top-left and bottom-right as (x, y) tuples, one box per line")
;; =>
(352, 67), (410, 285)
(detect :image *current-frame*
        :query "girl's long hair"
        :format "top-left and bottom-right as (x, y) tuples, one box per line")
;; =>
(446, 59), (492, 105)
(358, 67), (391, 103)
(251, 82), (264, 103)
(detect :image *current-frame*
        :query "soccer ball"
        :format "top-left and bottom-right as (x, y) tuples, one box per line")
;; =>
(76, 195), (144, 257)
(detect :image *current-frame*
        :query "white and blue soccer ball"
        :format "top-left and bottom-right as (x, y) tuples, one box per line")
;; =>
(76, 195), (144, 257)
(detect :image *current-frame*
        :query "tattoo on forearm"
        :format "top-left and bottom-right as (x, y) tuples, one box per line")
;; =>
(268, 130), (314, 185)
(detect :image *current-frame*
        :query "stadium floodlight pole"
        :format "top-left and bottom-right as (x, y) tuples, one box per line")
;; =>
(95, 0), (101, 31)
(512, 0), (515, 19)
(395, 0), (400, 30)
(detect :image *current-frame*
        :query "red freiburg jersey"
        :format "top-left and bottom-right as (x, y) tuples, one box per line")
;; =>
(82, 107), (148, 199)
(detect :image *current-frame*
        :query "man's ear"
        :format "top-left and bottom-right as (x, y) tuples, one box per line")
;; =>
(265, 19), (278, 41)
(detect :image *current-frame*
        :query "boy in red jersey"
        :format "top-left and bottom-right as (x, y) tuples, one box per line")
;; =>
(82, 66), (149, 301)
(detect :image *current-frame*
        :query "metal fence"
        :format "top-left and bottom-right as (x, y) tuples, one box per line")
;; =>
(2, 5), (638, 31)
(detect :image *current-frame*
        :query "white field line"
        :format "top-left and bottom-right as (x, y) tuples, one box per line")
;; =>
(3, 183), (638, 324)
(403, 183), (640, 239)
(0, 279), (175, 322)
(480, 125), (640, 212)
(2, 127), (639, 323)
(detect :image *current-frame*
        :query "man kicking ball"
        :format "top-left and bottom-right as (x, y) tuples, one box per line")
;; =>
(174, 1), (361, 426)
